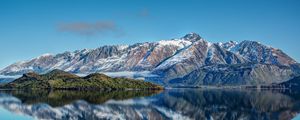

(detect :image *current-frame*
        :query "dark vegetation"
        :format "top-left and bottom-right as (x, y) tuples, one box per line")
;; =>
(0, 90), (161, 107)
(0, 69), (163, 90)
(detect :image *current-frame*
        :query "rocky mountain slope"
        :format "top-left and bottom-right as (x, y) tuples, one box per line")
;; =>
(168, 63), (295, 86)
(0, 33), (299, 86)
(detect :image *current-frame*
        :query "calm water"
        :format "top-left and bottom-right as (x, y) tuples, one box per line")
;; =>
(0, 89), (300, 120)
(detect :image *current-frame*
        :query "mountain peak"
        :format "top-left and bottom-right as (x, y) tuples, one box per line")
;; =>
(38, 53), (53, 58)
(240, 40), (261, 45)
(182, 32), (202, 42)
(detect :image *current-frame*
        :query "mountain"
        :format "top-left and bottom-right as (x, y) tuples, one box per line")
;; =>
(0, 69), (162, 90)
(168, 63), (295, 86)
(0, 33), (299, 86)
(0, 78), (14, 84)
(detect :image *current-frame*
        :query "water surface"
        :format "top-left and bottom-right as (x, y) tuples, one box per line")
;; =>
(0, 89), (300, 120)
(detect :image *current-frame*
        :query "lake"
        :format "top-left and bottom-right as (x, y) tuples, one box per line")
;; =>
(0, 89), (300, 120)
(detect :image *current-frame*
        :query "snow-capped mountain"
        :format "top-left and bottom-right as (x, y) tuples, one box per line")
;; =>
(0, 33), (299, 86)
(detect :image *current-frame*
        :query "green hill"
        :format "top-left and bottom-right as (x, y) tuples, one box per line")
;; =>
(0, 69), (163, 90)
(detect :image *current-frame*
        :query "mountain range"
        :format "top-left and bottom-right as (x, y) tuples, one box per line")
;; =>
(1, 33), (299, 86)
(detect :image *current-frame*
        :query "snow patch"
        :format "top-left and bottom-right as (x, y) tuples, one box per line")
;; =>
(41, 53), (53, 57)
(207, 42), (213, 47)
(157, 39), (192, 49)
(117, 45), (129, 50)
(155, 50), (193, 70)
(207, 45), (215, 60)
(37, 53), (53, 59)
(218, 41), (238, 51)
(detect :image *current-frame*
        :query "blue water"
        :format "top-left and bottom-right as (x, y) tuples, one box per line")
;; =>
(0, 89), (299, 120)
(0, 107), (32, 120)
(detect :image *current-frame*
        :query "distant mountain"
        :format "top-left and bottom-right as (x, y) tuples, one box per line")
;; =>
(1, 69), (162, 90)
(167, 63), (295, 86)
(0, 33), (299, 86)
(0, 78), (14, 84)
(0, 75), (18, 84)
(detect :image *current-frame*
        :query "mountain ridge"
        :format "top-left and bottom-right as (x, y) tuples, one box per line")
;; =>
(1, 33), (299, 86)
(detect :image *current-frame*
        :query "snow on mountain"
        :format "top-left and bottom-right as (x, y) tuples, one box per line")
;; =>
(0, 33), (298, 86)
(206, 43), (215, 61)
(157, 39), (192, 48)
(0, 33), (199, 75)
(229, 40), (297, 66)
(218, 41), (238, 51)
(153, 40), (198, 70)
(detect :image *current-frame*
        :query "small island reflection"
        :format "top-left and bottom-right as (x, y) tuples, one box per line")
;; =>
(0, 90), (162, 107)
(0, 89), (300, 120)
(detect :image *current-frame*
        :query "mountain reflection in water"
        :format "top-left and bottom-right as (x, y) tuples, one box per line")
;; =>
(0, 89), (299, 120)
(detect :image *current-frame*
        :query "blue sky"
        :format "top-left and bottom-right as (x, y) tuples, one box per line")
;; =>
(0, 0), (299, 69)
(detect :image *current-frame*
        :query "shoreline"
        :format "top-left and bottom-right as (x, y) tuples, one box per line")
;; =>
(164, 85), (295, 90)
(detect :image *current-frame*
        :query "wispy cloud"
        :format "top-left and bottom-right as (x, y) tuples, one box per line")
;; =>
(138, 9), (150, 17)
(57, 21), (124, 37)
